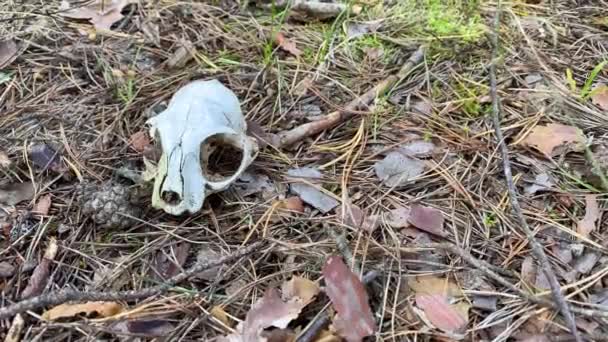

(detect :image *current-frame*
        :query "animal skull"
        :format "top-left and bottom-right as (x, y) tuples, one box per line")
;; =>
(146, 79), (258, 215)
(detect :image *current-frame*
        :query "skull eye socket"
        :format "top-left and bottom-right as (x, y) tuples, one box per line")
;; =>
(200, 134), (245, 183)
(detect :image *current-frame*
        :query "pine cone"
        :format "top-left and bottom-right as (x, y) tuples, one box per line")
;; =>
(78, 182), (143, 230)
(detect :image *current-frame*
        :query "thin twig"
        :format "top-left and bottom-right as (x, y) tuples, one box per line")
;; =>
(275, 45), (425, 148)
(488, 4), (582, 342)
(0, 241), (265, 320)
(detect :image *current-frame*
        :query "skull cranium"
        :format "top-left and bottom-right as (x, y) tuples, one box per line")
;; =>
(147, 79), (258, 215)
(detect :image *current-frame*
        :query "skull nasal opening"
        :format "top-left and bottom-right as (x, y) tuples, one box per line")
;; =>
(200, 134), (245, 183)
(161, 190), (182, 205)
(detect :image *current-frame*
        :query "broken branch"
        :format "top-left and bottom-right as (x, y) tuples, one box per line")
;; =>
(276, 45), (425, 148)
(0, 241), (265, 320)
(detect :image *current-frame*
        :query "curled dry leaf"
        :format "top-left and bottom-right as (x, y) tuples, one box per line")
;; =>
(32, 194), (52, 215)
(374, 151), (425, 187)
(29, 144), (65, 173)
(0, 39), (19, 68)
(274, 33), (302, 57)
(577, 195), (600, 238)
(408, 276), (469, 335)
(521, 123), (585, 158)
(152, 242), (191, 280)
(323, 256), (376, 342)
(591, 85), (608, 111)
(128, 131), (151, 153)
(60, 0), (134, 31)
(407, 204), (445, 237)
(21, 238), (58, 299)
(43, 301), (123, 321)
(287, 167), (339, 213)
(281, 276), (320, 306)
(0, 182), (35, 206)
(220, 288), (306, 342)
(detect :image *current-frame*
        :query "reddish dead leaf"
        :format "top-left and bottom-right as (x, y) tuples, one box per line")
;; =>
(60, 0), (134, 31)
(129, 131), (151, 153)
(577, 195), (600, 238)
(22, 238), (58, 299)
(221, 288), (305, 341)
(591, 85), (608, 111)
(0, 39), (18, 68)
(521, 123), (585, 158)
(275, 33), (302, 57)
(33, 195), (52, 216)
(338, 202), (364, 228)
(152, 242), (190, 280)
(407, 204), (446, 237)
(408, 276), (469, 334)
(322, 256), (376, 342)
(277, 196), (305, 213)
(43, 301), (123, 321)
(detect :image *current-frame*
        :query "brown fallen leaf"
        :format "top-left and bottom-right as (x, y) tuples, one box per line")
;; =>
(591, 85), (608, 111)
(152, 242), (191, 280)
(281, 276), (320, 306)
(59, 0), (134, 31)
(43, 301), (123, 321)
(220, 288), (305, 341)
(323, 256), (376, 341)
(577, 195), (600, 238)
(0, 39), (19, 68)
(337, 202), (365, 228)
(21, 238), (58, 299)
(275, 32), (302, 57)
(521, 123), (586, 158)
(33, 194), (52, 215)
(277, 196), (305, 213)
(407, 204), (446, 237)
(408, 276), (469, 335)
(128, 131), (151, 153)
(0, 182), (35, 206)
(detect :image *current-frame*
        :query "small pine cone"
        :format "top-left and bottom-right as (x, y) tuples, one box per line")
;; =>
(78, 182), (143, 230)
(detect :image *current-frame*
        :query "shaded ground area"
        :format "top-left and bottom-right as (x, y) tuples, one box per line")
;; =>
(1, 0), (608, 341)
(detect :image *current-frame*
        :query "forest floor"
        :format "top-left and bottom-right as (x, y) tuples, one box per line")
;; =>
(1, 0), (608, 341)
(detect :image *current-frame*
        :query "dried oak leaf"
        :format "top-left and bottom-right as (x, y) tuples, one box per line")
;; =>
(281, 276), (320, 306)
(32, 194), (52, 215)
(128, 131), (151, 153)
(521, 123), (585, 158)
(323, 256), (376, 342)
(0, 182), (35, 206)
(577, 195), (600, 238)
(274, 33), (301, 57)
(591, 85), (608, 111)
(287, 167), (339, 213)
(43, 301), (123, 321)
(59, 0), (133, 31)
(407, 204), (445, 237)
(21, 238), (58, 299)
(220, 288), (305, 342)
(408, 276), (469, 335)
(0, 39), (18, 68)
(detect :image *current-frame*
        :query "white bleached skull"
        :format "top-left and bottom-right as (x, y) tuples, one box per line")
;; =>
(146, 79), (258, 215)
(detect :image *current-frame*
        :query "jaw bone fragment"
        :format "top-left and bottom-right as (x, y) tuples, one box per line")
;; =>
(147, 79), (258, 215)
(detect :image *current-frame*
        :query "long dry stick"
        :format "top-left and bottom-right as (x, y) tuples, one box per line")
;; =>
(276, 45), (426, 148)
(0, 241), (265, 320)
(488, 4), (582, 342)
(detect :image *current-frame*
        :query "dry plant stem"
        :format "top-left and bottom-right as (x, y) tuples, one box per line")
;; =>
(0, 242), (264, 320)
(262, 0), (350, 19)
(296, 270), (379, 342)
(488, 4), (582, 342)
(276, 45), (425, 148)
